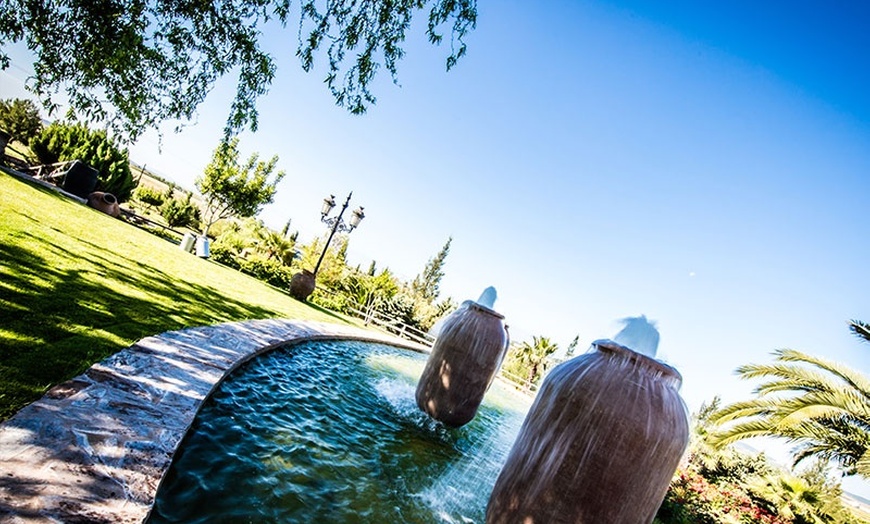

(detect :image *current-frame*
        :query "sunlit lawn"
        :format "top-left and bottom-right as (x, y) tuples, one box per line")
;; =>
(0, 171), (351, 420)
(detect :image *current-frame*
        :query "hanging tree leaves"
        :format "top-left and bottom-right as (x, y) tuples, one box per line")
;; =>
(0, 0), (477, 142)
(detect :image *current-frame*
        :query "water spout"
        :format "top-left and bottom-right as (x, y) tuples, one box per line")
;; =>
(610, 315), (660, 358)
(476, 286), (497, 309)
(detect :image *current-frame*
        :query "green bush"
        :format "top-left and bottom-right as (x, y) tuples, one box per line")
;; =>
(133, 186), (165, 210)
(238, 257), (294, 289)
(655, 469), (788, 524)
(309, 286), (351, 313)
(208, 244), (241, 270)
(160, 193), (200, 229)
(377, 292), (418, 327)
(30, 122), (136, 201)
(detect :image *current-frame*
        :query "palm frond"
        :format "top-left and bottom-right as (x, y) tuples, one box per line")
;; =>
(776, 390), (870, 422)
(776, 405), (855, 427)
(707, 398), (782, 423)
(710, 338), (870, 477)
(736, 362), (834, 395)
(851, 319), (870, 345)
(710, 418), (798, 448)
(775, 349), (870, 397)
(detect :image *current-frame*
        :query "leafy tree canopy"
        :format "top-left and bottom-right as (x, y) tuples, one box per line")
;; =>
(0, 98), (42, 145)
(196, 138), (285, 235)
(0, 0), (477, 141)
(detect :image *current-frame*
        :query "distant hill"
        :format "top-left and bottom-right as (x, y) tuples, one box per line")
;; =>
(129, 161), (180, 190)
(129, 160), (203, 209)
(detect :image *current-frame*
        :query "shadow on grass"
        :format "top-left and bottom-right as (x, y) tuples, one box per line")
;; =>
(0, 237), (279, 420)
(299, 300), (352, 324)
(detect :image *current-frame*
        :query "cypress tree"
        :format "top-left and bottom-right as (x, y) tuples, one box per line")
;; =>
(412, 237), (452, 302)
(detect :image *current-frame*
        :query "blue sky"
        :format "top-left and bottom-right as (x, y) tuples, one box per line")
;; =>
(3, 0), (868, 494)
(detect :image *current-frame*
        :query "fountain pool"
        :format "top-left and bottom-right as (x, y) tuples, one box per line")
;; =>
(147, 339), (532, 523)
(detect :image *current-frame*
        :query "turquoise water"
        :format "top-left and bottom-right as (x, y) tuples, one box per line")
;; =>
(147, 340), (531, 523)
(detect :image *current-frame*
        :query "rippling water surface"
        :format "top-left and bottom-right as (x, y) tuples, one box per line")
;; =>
(148, 340), (531, 523)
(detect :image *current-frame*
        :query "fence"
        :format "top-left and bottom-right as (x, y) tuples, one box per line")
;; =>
(345, 304), (436, 348)
(496, 369), (540, 394)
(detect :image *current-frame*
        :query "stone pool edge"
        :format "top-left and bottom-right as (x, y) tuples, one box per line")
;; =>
(0, 319), (429, 523)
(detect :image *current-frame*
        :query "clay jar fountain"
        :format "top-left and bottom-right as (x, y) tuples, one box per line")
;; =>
(289, 269), (316, 301)
(416, 288), (509, 428)
(486, 318), (689, 524)
(87, 191), (121, 217)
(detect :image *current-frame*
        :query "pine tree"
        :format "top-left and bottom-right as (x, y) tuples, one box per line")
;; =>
(412, 237), (452, 302)
(565, 335), (580, 358)
(0, 98), (42, 145)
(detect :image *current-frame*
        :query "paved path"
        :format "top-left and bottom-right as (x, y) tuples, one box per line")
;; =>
(0, 319), (427, 523)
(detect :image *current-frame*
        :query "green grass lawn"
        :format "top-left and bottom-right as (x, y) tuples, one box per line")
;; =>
(0, 171), (350, 420)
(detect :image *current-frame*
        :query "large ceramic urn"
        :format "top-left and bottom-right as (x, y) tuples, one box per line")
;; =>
(289, 270), (316, 301)
(415, 300), (509, 428)
(486, 340), (689, 524)
(86, 192), (121, 218)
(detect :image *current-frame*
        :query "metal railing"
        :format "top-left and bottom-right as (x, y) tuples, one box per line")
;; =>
(497, 369), (540, 394)
(345, 304), (436, 348)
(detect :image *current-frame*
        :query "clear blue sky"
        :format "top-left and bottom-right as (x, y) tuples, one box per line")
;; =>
(3, 0), (868, 495)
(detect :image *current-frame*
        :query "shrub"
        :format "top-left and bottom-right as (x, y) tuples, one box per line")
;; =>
(160, 193), (200, 229)
(208, 244), (241, 270)
(377, 292), (418, 327)
(133, 186), (165, 210)
(309, 288), (350, 313)
(238, 257), (294, 289)
(656, 469), (789, 524)
(30, 122), (136, 201)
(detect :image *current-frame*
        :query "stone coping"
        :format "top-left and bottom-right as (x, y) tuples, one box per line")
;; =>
(0, 319), (429, 523)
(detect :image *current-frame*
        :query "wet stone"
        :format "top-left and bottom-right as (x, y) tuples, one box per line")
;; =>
(0, 319), (424, 523)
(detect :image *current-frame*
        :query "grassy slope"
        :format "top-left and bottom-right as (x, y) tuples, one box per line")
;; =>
(0, 171), (349, 419)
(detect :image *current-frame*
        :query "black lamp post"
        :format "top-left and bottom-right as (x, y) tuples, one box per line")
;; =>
(289, 192), (365, 301)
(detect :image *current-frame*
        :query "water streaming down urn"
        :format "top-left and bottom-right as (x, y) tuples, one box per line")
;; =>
(486, 316), (690, 524)
(415, 287), (510, 428)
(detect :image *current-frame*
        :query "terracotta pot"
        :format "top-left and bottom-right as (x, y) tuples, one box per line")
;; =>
(415, 300), (509, 427)
(289, 270), (316, 301)
(86, 192), (121, 218)
(486, 340), (689, 524)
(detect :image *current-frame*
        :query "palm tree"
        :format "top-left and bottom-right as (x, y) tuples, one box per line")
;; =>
(513, 336), (560, 387)
(709, 320), (870, 478)
(255, 227), (296, 265)
(747, 470), (855, 524)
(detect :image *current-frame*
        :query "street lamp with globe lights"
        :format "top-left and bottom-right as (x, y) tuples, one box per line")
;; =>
(289, 192), (365, 301)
